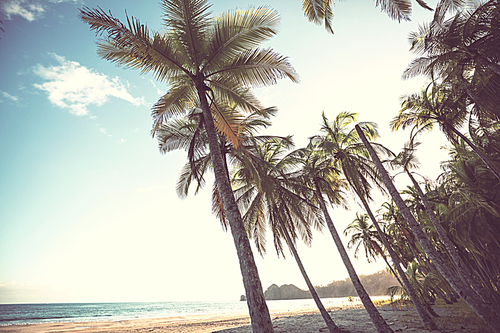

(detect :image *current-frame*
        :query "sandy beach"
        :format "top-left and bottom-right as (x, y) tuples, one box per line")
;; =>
(0, 301), (490, 333)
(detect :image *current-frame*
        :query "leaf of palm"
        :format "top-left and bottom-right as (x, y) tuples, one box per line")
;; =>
(160, 0), (212, 70)
(301, 0), (334, 33)
(211, 182), (229, 230)
(203, 6), (280, 72)
(207, 76), (264, 113)
(375, 0), (412, 22)
(151, 82), (198, 135)
(208, 100), (244, 149)
(176, 157), (210, 197)
(157, 115), (206, 154)
(238, 107), (277, 134)
(79, 7), (191, 79)
(208, 48), (299, 87)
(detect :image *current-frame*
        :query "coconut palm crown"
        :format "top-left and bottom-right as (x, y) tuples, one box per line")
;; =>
(80, 1), (298, 142)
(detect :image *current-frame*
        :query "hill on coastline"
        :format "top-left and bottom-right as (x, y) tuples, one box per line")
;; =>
(264, 270), (397, 300)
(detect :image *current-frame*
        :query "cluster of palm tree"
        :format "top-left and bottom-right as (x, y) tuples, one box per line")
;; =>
(344, 1), (500, 332)
(80, 0), (500, 332)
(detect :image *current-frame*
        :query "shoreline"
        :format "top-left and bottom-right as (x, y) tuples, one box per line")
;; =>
(0, 300), (491, 333)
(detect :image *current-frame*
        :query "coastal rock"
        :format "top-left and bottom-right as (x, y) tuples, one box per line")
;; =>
(264, 284), (311, 300)
(264, 270), (398, 300)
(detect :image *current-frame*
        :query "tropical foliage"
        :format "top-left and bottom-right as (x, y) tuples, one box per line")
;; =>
(81, 0), (500, 332)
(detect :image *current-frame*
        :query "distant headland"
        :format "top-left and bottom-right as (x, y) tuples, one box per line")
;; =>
(262, 270), (397, 300)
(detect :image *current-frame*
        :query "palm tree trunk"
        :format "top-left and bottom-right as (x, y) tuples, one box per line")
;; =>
(379, 253), (405, 288)
(356, 124), (500, 333)
(196, 84), (274, 333)
(475, 54), (500, 76)
(277, 215), (340, 333)
(406, 170), (500, 310)
(314, 186), (394, 333)
(359, 197), (439, 331)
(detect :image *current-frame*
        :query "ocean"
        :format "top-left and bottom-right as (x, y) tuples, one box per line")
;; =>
(0, 296), (388, 326)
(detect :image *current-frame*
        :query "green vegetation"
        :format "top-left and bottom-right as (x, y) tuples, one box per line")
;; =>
(82, 0), (500, 332)
(264, 270), (399, 300)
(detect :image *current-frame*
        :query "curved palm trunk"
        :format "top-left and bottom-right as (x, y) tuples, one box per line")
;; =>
(360, 197), (438, 331)
(406, 170), (500, 310)
(277, 216), (340, 333)
(314, 187), (394, 333)
(378, 251), (404, 288)
(369, 239), (404, 288)
(196, 84), (274, 333)
(475, 54), (500, 76)
(356, 124), (500, 333)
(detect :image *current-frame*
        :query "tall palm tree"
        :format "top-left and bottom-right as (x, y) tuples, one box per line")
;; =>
(344, 212), (403, 287)
(293, 142), (394, 333)
(388, 139), (500, 310)
(313, 111), (438, 330)
(439, 142), (500, 300)
(356, 124), (500, 333)
(391, 82), (500, 180)
(233, 138), (340, 333)
(80, 2), (299, 331)
(404, 1), (500, 118)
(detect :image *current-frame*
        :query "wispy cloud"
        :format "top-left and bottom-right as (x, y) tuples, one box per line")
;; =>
(0, 0), (77, 21)
(33, 54), (147, 116)
(0, 90), (18, 102)
(99, 127), (112, 137)
(1, 0), (44, 21)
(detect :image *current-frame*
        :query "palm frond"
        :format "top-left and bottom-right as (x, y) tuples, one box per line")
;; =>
(208, 97), (244, 148)
(209, 48), (299, 87)
(204, 6), (280, 72)
(151, 82), (197, 135)
(302, 0), (334, 34)
(211, 182), (229, 230)
(79, 6), (190, 80)
(207, 76), (264, 114)
(374, 0), (412, 22)
(160, 0), (212, 70)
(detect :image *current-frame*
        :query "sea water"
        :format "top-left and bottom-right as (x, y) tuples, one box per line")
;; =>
(0, 296), (389, 326)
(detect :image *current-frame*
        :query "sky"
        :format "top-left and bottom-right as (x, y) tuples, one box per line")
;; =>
(0, 0), (449, 304)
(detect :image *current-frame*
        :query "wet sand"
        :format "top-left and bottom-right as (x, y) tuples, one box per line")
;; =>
(0, 301), (490, 333)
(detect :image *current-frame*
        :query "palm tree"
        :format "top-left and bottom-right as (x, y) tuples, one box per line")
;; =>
(233, 137), (340, 333)
(439, 142), (500, 300)
(391, 82), (500, 180)
(386, 261), (445, 317)
(403, 1), (500, 119)
(80, 2), (299, 331)
(313, 111), (438, 330)
(388, 139), (500, 310)
(356, 124), (500, 333)
(344, 212), (403, 287)
(293, 142), (394, 333)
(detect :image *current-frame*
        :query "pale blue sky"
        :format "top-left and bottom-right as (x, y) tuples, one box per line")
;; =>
(0, 0), (446, 304)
